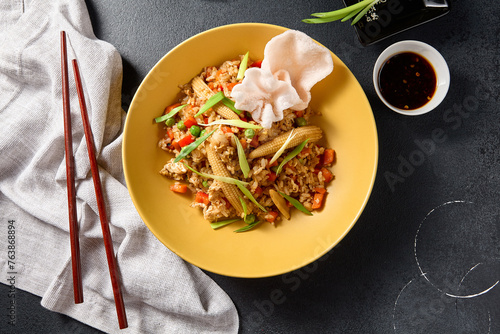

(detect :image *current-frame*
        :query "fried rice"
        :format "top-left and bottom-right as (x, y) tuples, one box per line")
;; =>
(157, 55), (335, 226)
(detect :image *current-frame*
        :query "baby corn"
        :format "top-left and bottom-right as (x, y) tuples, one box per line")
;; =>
(249, 125), (323, 159)
(206, 143), (245, 216)
(192, 76), (240, 120)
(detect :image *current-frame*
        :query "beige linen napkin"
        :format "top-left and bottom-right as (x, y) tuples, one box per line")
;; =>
(0, 0), (238, 333)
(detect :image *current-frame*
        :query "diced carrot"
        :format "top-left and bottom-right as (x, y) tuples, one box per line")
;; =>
(215, 69), (225, 80)
(195, 191), (210, 205)
(253, 186), (263, 197)
(294, 109), (304, 118)
(226, 82), (239, 91)
(312, 192), (324, 209)
(321, 167), (333, 183)
(178, 135), (194, 147)
(164, 102), (181, 115)
(298, 147), (311, 158)
(250, 60), (263, 68)
(170, 183), (188, 193)
(314, 187), (326, 194)
(183, 116), (198, 128)
(266, 211), (279, 223)
(239, 138), (248, 149)
(166, 128), (175, 140)
(323, 149), (336, 166)
(249, 135), (259, 148)
(172, 140), (181, 151)
(267, 171), (277, 182)
(221, 125), (233, 134)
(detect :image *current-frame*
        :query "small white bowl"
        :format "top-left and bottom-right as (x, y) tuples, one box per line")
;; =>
(373, 40), (450, 116)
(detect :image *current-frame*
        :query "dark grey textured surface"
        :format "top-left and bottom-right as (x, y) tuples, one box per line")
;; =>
(2, 0), (500, 333)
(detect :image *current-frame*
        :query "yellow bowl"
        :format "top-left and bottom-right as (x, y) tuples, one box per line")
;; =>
(123, 23), (378, 278)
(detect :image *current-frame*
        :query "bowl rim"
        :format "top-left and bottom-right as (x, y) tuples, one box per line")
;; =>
(372, 40), (450, 116)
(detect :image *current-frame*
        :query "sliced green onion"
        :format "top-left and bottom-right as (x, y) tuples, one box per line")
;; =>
(235, 181), (267, 212)
(174, 129), (216, 163)
(234, 220), (262, 233)
(240, 197), (247, 214)
(311, 0), (374, 18)
(303, 0), (378, 25)
(278, 191), (313, 216)
(201, 119), (262, 129)
(269, 130), (296, 165)
(221, 98), (242, 115)
(183, 163), (250, 186)
(239, 196), (248, 220)
(276, 139), (309, 175)
(154, 104), (187, 123)
(302, 16), (346, 24)
(351, 0), (378, 25)
(210, 218), (240, 230)
(202, 180), (209, 188)
(340, 5), (364, 22)
(237, 51), (249, 81)
(195, 91), (225, 117)
(234, 134), (250, 178)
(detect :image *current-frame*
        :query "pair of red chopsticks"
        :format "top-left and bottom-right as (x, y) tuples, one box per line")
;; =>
(60, 31), (128, 330)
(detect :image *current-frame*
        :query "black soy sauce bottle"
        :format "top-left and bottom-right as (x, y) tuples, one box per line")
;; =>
(343, 0), (450, 46)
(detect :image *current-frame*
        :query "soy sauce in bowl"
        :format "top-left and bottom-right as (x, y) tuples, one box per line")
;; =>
(373, 40), (450, 116)
(378, 52), (436, 110)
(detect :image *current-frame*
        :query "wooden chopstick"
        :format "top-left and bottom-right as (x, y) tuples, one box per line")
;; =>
(71, 58), (128, 330)
(60, 31), (84, 305)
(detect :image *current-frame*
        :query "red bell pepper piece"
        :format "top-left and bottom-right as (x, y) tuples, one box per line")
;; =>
(267, 171), (277, 182)
(164, 102), (181, 115)
(195, 191), (210, 205)
(249, 135), (259, 148)
(178, 135), (194, 148)
(183, 116), (198, 129)
(266, 211), (279, 223)
(250, 60), (263, 68)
